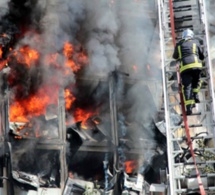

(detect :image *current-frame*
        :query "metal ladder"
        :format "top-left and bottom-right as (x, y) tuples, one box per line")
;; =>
(158, 0), (215, 194)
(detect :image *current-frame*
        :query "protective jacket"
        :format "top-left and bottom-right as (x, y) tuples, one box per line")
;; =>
(172, 38), (204, 73)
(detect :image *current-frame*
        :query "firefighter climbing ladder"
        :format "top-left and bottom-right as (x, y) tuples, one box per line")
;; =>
(158, 0), (215, 194)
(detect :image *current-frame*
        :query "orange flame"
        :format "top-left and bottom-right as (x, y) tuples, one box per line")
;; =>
(8, 39), (88, 123)
(63, 42), (88, 73)
(124, 160), (138, 174)
(9, 85), (59, 122)
(73, 108), (98, 129)
(0, 47), (2, 58)
(12, 46), (39, 67)
(64, 89), (76, 110)
(63, 42), (74, 58)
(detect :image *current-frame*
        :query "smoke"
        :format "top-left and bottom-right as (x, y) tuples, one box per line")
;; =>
(0, 0), (9, 19)
(117, 1), (151, 73)
(83, 0), (120, 75)
(2, 0), (161, 101)
(1, 0), (164, 185)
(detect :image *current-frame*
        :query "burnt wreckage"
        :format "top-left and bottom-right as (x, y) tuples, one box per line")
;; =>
(0, 0), (167, 194)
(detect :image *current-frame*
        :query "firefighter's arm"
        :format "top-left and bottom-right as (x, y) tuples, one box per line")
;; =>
(172, 45), (179, 60)
(197, 41), (204, 60)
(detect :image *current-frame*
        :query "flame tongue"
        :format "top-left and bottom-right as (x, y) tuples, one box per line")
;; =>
(9, 85), (59, 122)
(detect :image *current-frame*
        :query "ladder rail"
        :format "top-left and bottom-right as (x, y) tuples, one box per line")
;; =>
(169, 0), (206, 194)
(198, 0), (215, 139)
(157, 0), (175, 194)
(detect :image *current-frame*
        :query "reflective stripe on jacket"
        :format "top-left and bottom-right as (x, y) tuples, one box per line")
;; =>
(172, 38), (204, 73)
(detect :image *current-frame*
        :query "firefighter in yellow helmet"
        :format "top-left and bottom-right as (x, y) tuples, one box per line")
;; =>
(172, 29), (204, 115)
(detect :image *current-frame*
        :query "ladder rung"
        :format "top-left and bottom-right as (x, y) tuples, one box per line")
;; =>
(175, 187), (215, 194)
(173, 7), (198, 13)
(181, 112), (202, 116)
(175, 26), (193, 33)
(171, 17), (199, 23)
(172, 148), (215, 155)
(174, 173), (215, 179)
(174, 17), (192, 22)
(168, 88), (208, 95)
(174, 160), (215, 166)
(173, 5), (191, 9)
(173, 8), (192, 13)
(169, 100), (212, 106)
(170, 121), (214, 130)
(181, 124), (202, 128)
(172, 0), (195, 2)
(165, 66), (208, 74)
(172, 135), (214, 141)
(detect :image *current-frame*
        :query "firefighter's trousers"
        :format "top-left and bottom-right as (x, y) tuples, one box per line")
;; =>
(181, 69), (202, 111)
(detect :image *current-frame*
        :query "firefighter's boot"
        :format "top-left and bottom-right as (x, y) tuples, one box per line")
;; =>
(186, 104), (192, 115)
(193, 93), (200, 103)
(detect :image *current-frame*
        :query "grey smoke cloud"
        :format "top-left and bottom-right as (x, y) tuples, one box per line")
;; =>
(84, 0), (120, 74)
(1, 0), (164, 182)
(0, 0), (9, 19)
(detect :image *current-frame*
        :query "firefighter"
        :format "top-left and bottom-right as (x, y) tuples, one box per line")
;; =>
(172, 29), (204, 115)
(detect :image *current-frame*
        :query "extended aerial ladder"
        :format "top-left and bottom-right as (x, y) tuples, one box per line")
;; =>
(158, 0), (215, 194)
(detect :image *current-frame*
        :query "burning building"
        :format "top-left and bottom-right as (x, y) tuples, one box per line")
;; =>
(4, 0), (214, 194)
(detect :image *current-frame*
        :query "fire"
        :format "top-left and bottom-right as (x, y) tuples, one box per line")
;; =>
(6, 35), (88, 126)
(9, 85), (59, 122)
(0, 47), (8, 71)
(12, 46), (39, 67)
(124, 160), (138, 174)
(63, 42), (88, 73)
(64, 89), (76, 110)
(65, 60), (80, 74)
(73, 108), (98, 129)
(0, 47), (2, 58)
(63, 42), (74, 58)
